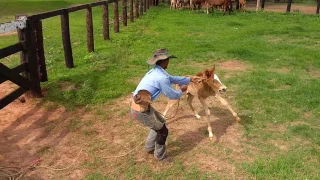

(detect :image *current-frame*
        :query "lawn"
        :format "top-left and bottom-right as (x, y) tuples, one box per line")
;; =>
(0, 0), (320, 179)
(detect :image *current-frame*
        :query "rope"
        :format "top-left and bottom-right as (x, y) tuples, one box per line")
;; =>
(103, 98), (181, 159)
(35, 149), (82, 171)
(102, 140), (146, 159)
(0, 148), (82, 179)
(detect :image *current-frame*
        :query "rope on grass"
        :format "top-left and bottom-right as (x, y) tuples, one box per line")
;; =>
(35, 148), (83, 171)
(0, 148), (82, 179)
(102, 140), (146, 159)
(102, 101), (181, 160)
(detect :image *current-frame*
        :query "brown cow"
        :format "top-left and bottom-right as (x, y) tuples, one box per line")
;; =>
(205, 0), (233, 15)
(162, 65), (241, 138)
(190, 0), (205, 11)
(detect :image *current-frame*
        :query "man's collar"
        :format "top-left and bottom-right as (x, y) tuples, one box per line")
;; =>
(155, 65), (169, 75)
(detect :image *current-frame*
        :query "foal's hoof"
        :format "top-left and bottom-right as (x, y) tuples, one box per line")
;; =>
(195, 114), (201, 119)
(236, 117), (241, 122)
(209, 132), (214, 138)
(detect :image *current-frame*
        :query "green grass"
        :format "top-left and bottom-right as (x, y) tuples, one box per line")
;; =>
(1, 0), (320, 179)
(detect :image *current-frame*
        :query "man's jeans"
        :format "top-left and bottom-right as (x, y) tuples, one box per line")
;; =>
(131, 106), (167, 160)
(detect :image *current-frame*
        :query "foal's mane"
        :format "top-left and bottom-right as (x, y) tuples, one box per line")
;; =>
(196, 65), (215, 78)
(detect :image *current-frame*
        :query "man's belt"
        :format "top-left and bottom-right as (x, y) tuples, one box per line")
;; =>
(130, 90), (152, 113)
(130, 99), (150, 112)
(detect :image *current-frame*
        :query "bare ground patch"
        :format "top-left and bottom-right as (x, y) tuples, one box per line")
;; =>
(306, 67), (320, 79)
(217, 60), (248, 72)
(270, 67), (291, 74)
(246, 3), (318, 14)
(0, 87), (257, 179)
(0, 31), (17, 37)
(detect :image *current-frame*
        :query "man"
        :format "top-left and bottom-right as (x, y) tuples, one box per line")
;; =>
(130, 48), (199, 161)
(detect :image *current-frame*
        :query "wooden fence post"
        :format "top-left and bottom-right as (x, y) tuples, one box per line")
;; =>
(25, 19), (42, 96)
(102, 2), (110, 40)
(122, 0), (128, 26)
(61, 9), (74, 68)
(140, 0), (144, 16)
(34, 21), (48, 82)
(144, 0), (147, 12)
(261, 0), (265, 9)
(316, 0), (320, 14)
(86, 5), (94, 52)
(147, 0), (149, 9)
(130, 0), (134, 22)
(135, 0), (139, 18)
(15, 15), (27, 74)
(114, 0), (120, 32)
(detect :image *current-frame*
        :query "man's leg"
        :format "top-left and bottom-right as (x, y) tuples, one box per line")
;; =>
(145, 129), (157, 153)
(154, 124), (168, 160)
(131, 108), (167, 160)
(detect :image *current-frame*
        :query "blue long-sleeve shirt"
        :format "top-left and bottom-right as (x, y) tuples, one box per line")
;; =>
(134, 65), (191, 101)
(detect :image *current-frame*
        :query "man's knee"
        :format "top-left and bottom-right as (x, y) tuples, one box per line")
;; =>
(156, 124), (168, 145)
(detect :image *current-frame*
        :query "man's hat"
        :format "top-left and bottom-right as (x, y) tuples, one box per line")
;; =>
(147, 48), (177, 65)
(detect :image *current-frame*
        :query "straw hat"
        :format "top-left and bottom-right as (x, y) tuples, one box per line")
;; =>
(147, 48), (177, 65)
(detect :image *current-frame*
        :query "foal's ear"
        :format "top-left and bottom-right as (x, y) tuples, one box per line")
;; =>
(211, 64), (215, 72)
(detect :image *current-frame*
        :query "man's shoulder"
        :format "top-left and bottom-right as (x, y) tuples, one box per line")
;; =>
(150, 68), (169, 78)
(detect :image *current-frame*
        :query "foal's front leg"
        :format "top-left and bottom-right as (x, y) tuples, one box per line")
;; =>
(187, 94), (201, 119)
(199, 97), (214, 138)
(215, 95), (241, 122)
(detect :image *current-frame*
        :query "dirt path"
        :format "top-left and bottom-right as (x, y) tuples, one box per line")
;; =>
(0, 61), (253, 179)
(246, 3), (318, 14)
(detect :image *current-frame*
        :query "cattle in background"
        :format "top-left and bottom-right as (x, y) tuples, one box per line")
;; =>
(239, 0), (246, 11)
(205, 0), (233, 15)
(182, 0), (191, 9)
(190, 0), (205, 11)
(171, 0), (178, 9)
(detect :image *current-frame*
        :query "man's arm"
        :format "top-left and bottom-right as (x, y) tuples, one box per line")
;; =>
(169, 75), (203, 85)
(169, 75), (190, 85)
(159, 77), (184, 100)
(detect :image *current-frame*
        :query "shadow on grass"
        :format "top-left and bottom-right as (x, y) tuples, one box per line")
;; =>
(0, 101), (77, 179)
(168, 106), (239, 157)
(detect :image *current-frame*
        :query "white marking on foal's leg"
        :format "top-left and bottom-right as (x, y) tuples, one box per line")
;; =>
(215, 95), (241, 122)
(199, 98), (213, 138)
(195, 114), (201, 119)
(208, 126), (213, 138)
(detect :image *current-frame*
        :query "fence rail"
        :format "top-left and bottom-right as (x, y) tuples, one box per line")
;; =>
(0, 0), (155, 110)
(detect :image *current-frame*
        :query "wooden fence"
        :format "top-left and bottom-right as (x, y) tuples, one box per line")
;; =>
(0, 0), (157, 110)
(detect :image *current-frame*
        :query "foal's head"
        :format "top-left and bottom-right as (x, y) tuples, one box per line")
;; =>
(197, 65), (227, 94)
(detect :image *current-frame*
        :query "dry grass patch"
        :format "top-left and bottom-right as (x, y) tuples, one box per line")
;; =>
(217, 60), (248, 72)
(58, 81), (78, 91)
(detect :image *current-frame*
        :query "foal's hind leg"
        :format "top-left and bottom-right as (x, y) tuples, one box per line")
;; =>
(215, 95), (241, 122)
(199, 97), (214, 138)
(187, 94), (201, 119)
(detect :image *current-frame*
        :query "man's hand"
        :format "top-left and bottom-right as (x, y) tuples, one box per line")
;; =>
(180, 85), (188, 92)
(190, 76), (203, 83)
